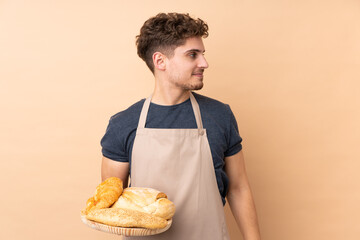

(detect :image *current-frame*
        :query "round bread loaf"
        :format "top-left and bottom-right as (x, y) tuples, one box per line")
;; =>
(111, 187), (175, 220)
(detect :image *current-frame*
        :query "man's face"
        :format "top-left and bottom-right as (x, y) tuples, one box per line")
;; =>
(164, 37), (209, 91)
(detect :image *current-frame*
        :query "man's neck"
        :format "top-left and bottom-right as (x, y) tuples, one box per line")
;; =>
(151, 81), (191, 106)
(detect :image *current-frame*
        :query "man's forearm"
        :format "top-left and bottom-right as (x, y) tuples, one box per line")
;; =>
(227, 187), (261, 240)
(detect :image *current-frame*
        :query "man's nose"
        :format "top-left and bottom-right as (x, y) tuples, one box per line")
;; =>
(198, 55), (209, 69)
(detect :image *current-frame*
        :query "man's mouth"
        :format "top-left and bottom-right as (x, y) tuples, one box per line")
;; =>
(192, 71), (204, 77)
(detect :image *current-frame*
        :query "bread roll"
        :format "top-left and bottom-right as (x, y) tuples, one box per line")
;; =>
(86, 208), (168, 229)
(84, 177), (123, 214)
(111, 187), (175, 220)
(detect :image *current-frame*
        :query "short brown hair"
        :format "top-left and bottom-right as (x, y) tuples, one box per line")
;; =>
(136, 13), (209, 73)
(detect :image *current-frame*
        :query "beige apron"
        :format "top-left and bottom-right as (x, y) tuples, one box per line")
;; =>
(126, 92), (230, 240)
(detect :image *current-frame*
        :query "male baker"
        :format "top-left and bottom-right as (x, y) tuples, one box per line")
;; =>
(101, 13), (261, 240)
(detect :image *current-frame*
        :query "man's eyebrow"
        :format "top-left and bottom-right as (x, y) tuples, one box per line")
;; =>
(184, 49), (205, 53)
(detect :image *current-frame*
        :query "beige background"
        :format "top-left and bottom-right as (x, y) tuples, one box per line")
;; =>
(1, 0), (359, 239)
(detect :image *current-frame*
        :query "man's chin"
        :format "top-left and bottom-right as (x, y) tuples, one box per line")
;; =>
(192, 84), (203, 90)
(186, 83), (203, 91)
(175, 81), (204, 91)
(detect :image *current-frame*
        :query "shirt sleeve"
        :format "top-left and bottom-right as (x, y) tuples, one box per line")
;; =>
(224, 105), (243, 157)
(100, 117), (129, 162)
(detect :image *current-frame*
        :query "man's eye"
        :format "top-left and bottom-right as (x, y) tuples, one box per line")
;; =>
(189, 52), (197, 58)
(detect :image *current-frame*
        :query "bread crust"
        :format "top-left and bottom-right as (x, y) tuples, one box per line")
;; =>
(86, 208), (168, 229)
(111, 187), (175, 220)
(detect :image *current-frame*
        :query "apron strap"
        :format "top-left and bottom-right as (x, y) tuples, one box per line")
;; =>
(137, 94), (152, 129)
(137, 92), (203, 130)
(189, 93), (203, 130)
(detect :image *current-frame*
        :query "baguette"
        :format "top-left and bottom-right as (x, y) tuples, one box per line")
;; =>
(86, 208), (168, 229)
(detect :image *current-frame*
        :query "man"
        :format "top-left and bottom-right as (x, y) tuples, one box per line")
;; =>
(101, 13), (261, 240)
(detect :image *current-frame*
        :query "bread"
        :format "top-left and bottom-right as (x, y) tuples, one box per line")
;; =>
(84, 177), (123, 214)
(111, 187), (175, 220)
(86, 208), (168, 229)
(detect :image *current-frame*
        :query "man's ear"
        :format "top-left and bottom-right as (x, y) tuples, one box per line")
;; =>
(153, 52), (166, 71)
